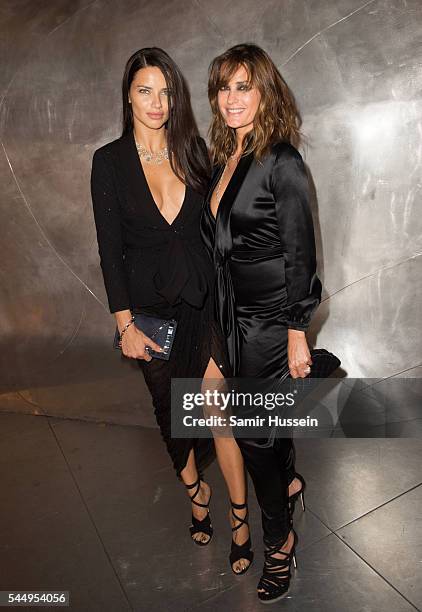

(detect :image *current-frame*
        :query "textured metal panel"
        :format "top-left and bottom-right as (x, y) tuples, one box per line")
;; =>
(1, 0), (421, 421)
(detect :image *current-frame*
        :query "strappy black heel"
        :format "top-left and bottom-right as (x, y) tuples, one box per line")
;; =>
(289, 473), (306, 515)
(229, 500), (254, 574)
(257, 529), (298, 604)
(185, 477), (213, 546)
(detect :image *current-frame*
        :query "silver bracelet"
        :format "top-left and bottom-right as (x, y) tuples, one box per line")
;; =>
(119, 315), (135, 344)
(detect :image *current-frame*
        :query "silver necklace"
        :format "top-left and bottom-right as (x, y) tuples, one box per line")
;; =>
(135, 140), (169, 164)
(215, 153), (241, 203)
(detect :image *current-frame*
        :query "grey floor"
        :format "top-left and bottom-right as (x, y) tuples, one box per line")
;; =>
(1, 413), (421, 612)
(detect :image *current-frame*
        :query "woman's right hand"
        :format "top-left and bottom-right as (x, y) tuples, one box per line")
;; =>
(120, 324), (163, 361)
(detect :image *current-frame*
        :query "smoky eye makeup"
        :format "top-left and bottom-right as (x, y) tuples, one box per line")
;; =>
(218, 81), (252, 92)
(237, 81), (252, 90)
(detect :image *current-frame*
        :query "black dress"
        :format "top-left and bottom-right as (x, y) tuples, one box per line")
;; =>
(201, 141), (322, 377)
(200, 141), (322, 544)
(91, 131), (231, 478)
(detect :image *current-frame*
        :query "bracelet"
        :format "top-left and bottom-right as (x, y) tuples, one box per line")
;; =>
(118, 315), (135, 345)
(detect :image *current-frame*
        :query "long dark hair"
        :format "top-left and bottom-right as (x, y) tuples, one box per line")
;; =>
(122, 47), (210, 194)
(208, 43), (304, 164)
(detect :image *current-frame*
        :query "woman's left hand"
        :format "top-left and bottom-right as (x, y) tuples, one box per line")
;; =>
(287, 329), (312, 378)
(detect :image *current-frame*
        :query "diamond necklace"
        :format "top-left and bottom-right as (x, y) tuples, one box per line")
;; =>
(135, 140), (169, 164)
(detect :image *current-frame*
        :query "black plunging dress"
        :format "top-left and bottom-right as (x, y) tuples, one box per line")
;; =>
(200, 140), (322, 544)
(91, 132), (230, 478)
(201, 141), (322, 377)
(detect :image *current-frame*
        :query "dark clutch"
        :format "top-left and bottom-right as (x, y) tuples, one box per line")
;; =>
(305, 348), (341, 378)
(113, 313), (177, 360)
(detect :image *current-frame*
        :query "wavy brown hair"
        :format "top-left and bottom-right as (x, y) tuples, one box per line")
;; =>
(208, 43), (305, 164)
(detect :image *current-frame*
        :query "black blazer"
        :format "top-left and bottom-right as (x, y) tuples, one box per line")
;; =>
(91, 132), (214, 316)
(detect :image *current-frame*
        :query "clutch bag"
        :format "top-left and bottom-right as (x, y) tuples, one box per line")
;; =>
(113, 313), (177, 360)
(305, 348), (341, 378)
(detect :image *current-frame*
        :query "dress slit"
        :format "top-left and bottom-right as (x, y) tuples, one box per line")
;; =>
(137, 299), (231, 479)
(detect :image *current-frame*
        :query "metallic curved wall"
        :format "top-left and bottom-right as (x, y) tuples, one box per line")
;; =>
(1, 0), (421, 425)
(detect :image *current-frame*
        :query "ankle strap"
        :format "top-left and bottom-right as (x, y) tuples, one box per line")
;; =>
(185, 477), (209, 508)
(230, 500), (247, 510)
(185, 477), (200, 491)
(264, 530), (296, 556)
(230, 500), (249, 531)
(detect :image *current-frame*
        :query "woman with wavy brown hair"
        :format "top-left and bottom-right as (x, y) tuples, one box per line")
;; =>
(201, 43), (322, 603)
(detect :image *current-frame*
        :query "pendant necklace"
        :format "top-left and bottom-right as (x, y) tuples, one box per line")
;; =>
(215, 153), (241, 203)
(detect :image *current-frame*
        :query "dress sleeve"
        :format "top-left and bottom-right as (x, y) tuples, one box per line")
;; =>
(271, 146), (322, 330)
(90, 149), (131, 313)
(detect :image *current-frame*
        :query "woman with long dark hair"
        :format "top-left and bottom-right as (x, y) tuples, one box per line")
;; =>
(201, 43), (322, 603)
(90, 47), (253, 573)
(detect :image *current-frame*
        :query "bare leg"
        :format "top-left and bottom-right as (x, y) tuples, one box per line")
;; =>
(202, 357), (252, 573)
(180, 449), (211, 544)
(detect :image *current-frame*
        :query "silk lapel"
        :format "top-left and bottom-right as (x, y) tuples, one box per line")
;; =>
(211, 153), (253, 376)
(201, 163), (227, 257)
(205, 164), (224, 207)
(214, 152), (254, 261)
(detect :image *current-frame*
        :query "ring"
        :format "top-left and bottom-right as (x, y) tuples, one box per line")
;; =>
(304, 366), (311, 374)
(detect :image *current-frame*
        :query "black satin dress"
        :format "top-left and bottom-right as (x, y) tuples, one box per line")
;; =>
(91, 132), (231, 479)
(200, 140), (322, 544)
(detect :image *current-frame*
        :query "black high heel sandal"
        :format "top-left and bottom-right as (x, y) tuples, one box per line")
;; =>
(185, 477), (213, 546)
(257, 529), (298, 604)
(288, 473), (306, 514)
(229, 500), (254, 575)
